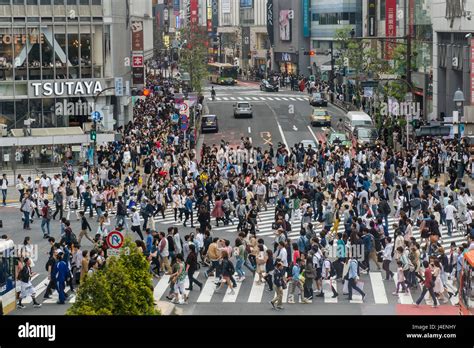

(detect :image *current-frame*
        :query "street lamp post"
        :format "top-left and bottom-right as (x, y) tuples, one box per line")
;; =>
(453, 88), (465, 180)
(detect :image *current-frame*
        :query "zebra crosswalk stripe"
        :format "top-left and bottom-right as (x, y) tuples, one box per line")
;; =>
(370, 272), (388, 304)
(247, 274), (265, 303)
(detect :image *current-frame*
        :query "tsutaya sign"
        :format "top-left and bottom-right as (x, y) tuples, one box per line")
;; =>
(29, 80), (104, 98)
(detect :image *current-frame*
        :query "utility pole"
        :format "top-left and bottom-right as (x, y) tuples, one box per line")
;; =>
(330, 40), (335, 92)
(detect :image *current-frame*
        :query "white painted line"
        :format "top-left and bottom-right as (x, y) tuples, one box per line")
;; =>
(215, 97), (222, 101)
(197, 277), (217, 303)
(307, 125), (319, 143)
(369, 272), (388, 304)
(248, 127), (251, 134)
(296, 98), (306, 101)
(243, 97), (252, 101)
(252, 97), (260, 101)
(393, 273), (414, 304)
(323, 280), (338, 303)
(248, 274), (265, 303)
(229, 97), (236, 100)
(280, 97), (289, 101)
(277, 120), (289, 149)
(282, 286), (289, 303)
(222, 97), (229, 101)
(24, 277), (50, 304)
(273, 97), (281, 101)
(153, 275), (171, 302)
(237, 97), (244, 100)
(288, 97), (296, 101)
(222, 281), (242, 303)
(259, 97), (267, 100)
(266, 97), (274, 101)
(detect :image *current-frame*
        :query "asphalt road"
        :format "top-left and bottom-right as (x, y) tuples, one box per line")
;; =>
(202, 84), (346, 151)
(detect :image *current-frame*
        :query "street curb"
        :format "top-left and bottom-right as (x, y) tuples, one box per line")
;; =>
(156, 301), (176, 315)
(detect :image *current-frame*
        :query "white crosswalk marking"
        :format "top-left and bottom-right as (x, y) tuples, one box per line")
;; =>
(251, 97), (259, 101)
(153, 275), (171, 303)
(197, 277), (217, 303)
(369, 272), (388, 304)
(393, 273), (414, 304)
(280, 97), (288, 101)
(273, 97), (281, 101)
(237, 97), (244, 100)
(222, 281), (242, 303)
(266, 97), (274, 101)
(323, 279), (338, 303)
(222, 97), (229, 101)
(247, 274), (266, 303)
(23, 277), (49, 304)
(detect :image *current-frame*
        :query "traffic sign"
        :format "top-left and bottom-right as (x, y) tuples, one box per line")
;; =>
(106, 230), (124, 249)
(181, 122), (189, 131)
(91, 111), (102, 122)
(179, 103), (189, 114)
(171, 113), (179, 123)
(115, 77), (123, 97)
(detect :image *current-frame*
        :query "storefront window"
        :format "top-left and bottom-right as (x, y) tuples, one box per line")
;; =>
(54, 32), (67, 79)
(42, 37), (55, 79)
(0, 27), (14, 81)
(27, 28), (43, 81)
(0, 101), (15, 130)
(81, 33), (92, 78)
(43, 98), (55, 127)
(29, 99), (42, 128)
(15, 99), (28, 129)
(67, 32), (79, 78)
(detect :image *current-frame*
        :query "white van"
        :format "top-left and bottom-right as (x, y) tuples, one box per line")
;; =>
(344, 111), (373, 133)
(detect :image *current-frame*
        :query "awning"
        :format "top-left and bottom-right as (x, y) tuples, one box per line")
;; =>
(10, 127), (84, 137)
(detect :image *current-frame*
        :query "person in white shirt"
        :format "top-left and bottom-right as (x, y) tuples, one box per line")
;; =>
(382, 237), (394, 280)
(130, 207), (143, 240)
(275, 241), (288, 271)
(1, 173), (8, 206)
(444, 200), (457, 236)
(40, 175), (50, 195)
(255, 180), (267, 211)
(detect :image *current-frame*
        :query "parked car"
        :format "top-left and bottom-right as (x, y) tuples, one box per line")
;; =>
(260, 79), (279, 92)
(309, 108), (331, 127)
(201, 114), (219, 133)
(309, 92), (328, 107)
(233, 102), (253, 118)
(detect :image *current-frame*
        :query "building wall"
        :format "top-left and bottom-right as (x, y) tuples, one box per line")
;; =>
(432, 0), (474, 127)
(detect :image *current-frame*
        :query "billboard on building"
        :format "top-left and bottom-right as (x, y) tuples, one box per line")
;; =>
(190, 0), (198, 27)
(131, 21), (144, 51)
(279, 10), (291, 41)
(302, 0), (310, 38)
(368, 0), (376, 37)
(212, 0), (219, 29)
(222, 0), (231, 13)
(385, 0), (396, 59)
(240, 0), (253, 8)
(471, 38), (474, 104)
(267, 0), (274, 45)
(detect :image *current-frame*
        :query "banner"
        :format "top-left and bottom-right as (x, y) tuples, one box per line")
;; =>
(240, 0), (252, 8)
(385, 0), (396, 59)
(207, 0), (212, 32)
(222, 0), (231, 14)
(212, 0), (219, 30)
(279, 10), (291, 41)
(471, 38), (474, 104)
(267, 0), (274, 45)
(190, 0), (198, 27)
(368, 0), (376, 37)
(302, 0), (310, 38)
(131, 21), (144, 51)
(174, 0), (180, 13)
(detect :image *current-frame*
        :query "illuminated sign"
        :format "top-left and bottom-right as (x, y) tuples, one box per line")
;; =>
(30, 80), (103, 97)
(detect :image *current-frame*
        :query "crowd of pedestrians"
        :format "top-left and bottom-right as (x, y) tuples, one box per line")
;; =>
(6, 70), (474, 310)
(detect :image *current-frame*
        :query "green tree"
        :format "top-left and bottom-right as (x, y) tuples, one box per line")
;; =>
(335, 27), (386, 107)
(67, 238), (158, 315)
(179, 26), (209, 93)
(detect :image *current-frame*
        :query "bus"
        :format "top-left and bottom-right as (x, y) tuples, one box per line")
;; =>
(208, 63), (238, 85)
(0, 239), (16, 315)
(459, 250), (474, 315)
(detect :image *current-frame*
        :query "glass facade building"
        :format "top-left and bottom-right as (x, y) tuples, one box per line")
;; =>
(0, 0), (126, 131)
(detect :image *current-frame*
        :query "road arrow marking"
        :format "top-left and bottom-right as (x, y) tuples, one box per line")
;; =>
(293, 125), (298, 131)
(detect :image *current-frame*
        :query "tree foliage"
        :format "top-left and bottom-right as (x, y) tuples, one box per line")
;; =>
(179, 26), (209, 93)
(67, 238), (158, 316)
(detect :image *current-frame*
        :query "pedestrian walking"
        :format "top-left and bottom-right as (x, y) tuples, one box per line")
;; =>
(17, 258), (42, 309)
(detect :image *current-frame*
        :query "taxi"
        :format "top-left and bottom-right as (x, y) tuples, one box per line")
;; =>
(309, 108), (331, 127)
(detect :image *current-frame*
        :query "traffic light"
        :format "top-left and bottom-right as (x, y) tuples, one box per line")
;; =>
(90, 130), (97, 141)
(304, 50), (315, 56)
(143, 88), (151, 97)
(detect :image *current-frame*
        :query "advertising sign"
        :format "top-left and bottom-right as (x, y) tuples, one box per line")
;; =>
(385, 0), (396, 59)
(131, 21), (144, 51)
(302, 0), (310, 38)
(471, 38), (474, 104)
(267, 0), (274, 45)
(222, 0), (231, 13)
(279, 10), (291, 41)
(190, 0), (198, 27)
(368, 0), (376, 37)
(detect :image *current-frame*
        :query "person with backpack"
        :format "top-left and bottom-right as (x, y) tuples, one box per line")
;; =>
(17, 257), (42, 309)
(41, 199), (52, 239)
(52, 188), (64, 221)
(317, 251), (339, 298)
(78, 211), (94, 244)
(166, 228), (176, 259)
(215, 250), (235, 295)
(297, 230), (310, 254)
(346, 255), (366, 302)
(63, 220), (77, 245)
(270, 261), (286, 310)
(185, 244), (202, 292)
(303, 252), (316, 300)
(288, 258), (310, 304)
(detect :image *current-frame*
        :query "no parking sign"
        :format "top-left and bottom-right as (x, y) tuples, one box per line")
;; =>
(107, 231), (124, 249)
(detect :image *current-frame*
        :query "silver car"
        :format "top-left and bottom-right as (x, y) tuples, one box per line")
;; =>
(233, 102), (253, 118)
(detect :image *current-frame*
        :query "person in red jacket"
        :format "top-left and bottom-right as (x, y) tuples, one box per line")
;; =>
(414, 260), (438, 308)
